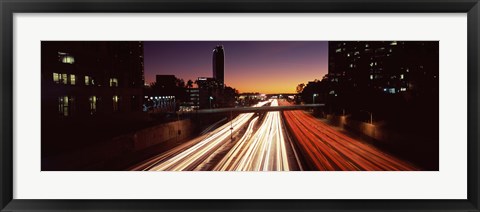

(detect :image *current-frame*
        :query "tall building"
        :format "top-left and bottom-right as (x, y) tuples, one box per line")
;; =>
(328, 41), (439, 95)
(41, 41), (146, 164)
(41, 41), (145, 118)
(212, 45), (225, 87)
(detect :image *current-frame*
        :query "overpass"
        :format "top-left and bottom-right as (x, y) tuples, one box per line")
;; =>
(177, 104), (325, 115)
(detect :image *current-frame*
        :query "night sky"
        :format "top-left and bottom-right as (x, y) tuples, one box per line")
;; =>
(144, 41), (328, 94)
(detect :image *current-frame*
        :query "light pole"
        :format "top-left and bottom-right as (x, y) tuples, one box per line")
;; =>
(313, 93), (318, 104)
(209, 96), (213, 109)
(360, 110), (373, 124)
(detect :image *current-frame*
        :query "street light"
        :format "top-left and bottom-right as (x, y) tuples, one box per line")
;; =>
(209, 96), (213, 109)
(360, 110), (373, 124)
(313, 93), (318, 104)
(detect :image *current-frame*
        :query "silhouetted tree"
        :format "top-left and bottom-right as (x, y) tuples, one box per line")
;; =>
(176, 78), (185, 88)
(186, 79), (194, 88)
(296, 83), (305, 93)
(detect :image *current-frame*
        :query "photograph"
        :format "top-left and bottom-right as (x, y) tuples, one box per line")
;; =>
(41, 41), (439, 171)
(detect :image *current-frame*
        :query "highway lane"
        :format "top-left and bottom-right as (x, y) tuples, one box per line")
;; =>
(281, 103), (418, 171)
(132, 101), (269, 171)
(213, 99), (294, 171)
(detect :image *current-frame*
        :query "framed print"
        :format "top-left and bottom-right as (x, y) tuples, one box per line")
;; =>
(1, 0), (479, 211)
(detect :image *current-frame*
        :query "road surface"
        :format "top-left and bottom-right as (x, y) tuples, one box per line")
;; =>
(213, 99), (298, 171)
(281, 104), (418, 171)
(132, 101), (269, 171)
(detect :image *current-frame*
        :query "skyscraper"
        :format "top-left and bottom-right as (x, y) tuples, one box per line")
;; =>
(212, 45), (225, 86)
(328, 41), (438, 94)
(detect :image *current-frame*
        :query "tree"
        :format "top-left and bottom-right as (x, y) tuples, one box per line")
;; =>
(296, 83), (305, 93)
(186, 79), (194, 88)
(176, 78), (185, 88)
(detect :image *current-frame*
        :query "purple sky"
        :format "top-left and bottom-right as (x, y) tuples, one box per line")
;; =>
(144, 41), (328, 94)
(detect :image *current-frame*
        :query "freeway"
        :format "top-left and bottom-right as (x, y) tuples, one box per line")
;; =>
(281, 102), (418, 171)
(132, 98), (416, 171)
(213, 99), (297, 171)
(131, 101), (270, 171)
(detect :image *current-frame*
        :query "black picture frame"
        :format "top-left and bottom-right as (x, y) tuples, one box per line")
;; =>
(1, 0), (479, 211)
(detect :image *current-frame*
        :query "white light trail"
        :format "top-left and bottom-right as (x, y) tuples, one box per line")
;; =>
(146, 101), (270, 171)
(213, 99), (291, 171)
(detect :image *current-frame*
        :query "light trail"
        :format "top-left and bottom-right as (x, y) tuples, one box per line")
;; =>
(213, 99), (291, 171)
(281, 102), (418, 171)
(136, 101), (270, 171)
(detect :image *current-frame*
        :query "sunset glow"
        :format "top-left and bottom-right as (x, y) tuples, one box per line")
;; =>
(144, 41), (328, 93)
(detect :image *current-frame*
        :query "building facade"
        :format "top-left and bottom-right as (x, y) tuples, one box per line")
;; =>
(181, 88), (200, 111)
(196, 77), (219, 109)
(328, 41), (439, 96)
(324, 41), (439, 119)
(41, 41), (145, 119)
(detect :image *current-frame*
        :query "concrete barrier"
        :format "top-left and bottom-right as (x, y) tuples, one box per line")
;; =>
(133, 119), (193, 151)
(44, 119), (195, 170)
(325, 115), (387, 142)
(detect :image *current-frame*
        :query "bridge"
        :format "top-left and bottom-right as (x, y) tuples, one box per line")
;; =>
(177, 104), (325, 114)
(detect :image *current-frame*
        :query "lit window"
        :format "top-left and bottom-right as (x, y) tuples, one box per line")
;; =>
(89, 96), (97, 115)
(336, 48), (342, 53)
(365, 44), (369, 48)
(109, 78), (118, 87)
(61, 74), (67, 84)
(70, 74), (76, 85)
(400, 88), (407, 91)
(390, 41), (397, 46)
(350, 64), (353, 68)
(370, 62), (374, 67)
(85, 76), (94, 86)
(62, 56), (75, 64)
(113, 95), (119, 112)
(400, 74), (404, 79)
(53, 73), (59, 83)
(58, 96), (73, 116)
(370, 75), (374, 80)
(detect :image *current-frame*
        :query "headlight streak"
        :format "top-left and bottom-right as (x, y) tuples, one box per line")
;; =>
(283, 107), (418, 171)
(213, 99), (291, 171)
(144, 101), (270, 171)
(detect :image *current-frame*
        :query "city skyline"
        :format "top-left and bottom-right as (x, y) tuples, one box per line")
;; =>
(41, 41), (438, 171)
(144, 41), (329, 94)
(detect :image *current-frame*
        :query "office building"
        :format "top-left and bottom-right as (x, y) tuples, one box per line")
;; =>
(41, 41), (145, 118)
(328, 41), (439, 95)
(212, 45), (225, 87)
